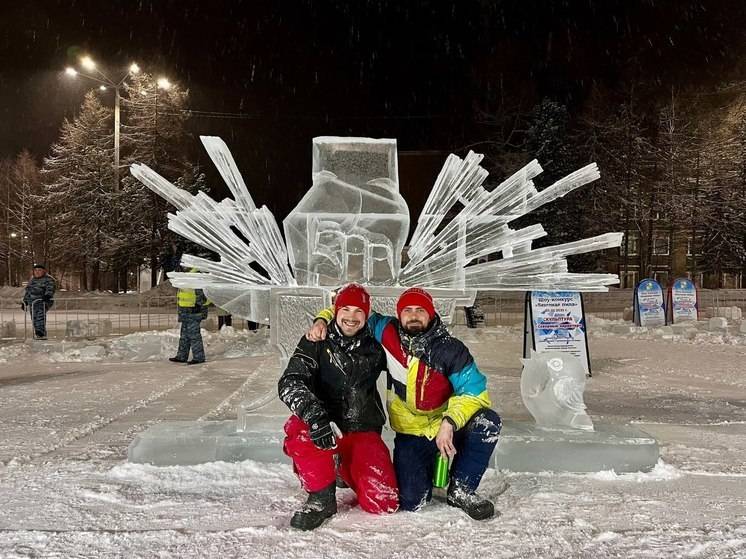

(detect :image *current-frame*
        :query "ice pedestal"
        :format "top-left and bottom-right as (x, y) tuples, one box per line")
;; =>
(128, 419), (291, 466)
(493, 420), (659, 473)
(129, 418), (658, 473)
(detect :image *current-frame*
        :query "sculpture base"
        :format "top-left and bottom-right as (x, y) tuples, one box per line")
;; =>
(494, 421), (659, 473)
(129, 419), (658, 474)
(128, 419), (290, 466)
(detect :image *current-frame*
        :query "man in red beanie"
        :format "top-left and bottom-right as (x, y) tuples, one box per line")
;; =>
(308, 286), (501, 520)
(278, 283), (398, 530)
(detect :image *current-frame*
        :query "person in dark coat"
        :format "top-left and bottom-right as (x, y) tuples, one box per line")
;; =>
(21, 263), (55, 339)
(278, 283), (398, 531)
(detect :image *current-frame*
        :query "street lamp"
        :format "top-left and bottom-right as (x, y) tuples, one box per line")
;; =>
(63, 55), (173, 192)
(8, 232), (17, 285)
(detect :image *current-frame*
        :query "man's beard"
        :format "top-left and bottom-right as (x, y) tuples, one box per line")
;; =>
(402, 320), (426, 334)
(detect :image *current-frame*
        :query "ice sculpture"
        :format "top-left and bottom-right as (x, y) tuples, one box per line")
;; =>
(131, 136), (621, 304)
(130, 135), (622, 360)
(493, 349), (659, 473)
(127, 136), (661, 473)
(520, 350), (593, 430)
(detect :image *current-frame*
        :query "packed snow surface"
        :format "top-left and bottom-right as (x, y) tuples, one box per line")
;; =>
(1, 323), (745, 558)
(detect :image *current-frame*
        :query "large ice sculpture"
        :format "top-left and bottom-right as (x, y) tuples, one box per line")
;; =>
(126, 135), (657, 472)
(520, 350), (593, 430)
(130, 135), (623, 359)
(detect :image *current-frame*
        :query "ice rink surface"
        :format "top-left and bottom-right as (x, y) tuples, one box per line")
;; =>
(0, 323), (744, 558)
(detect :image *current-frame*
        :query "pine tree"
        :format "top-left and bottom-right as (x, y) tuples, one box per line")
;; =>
(41, 91), (115, 290)
(117, 72), (206, 288)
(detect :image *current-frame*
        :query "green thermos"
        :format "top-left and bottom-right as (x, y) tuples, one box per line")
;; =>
(433, 453), (450, 488)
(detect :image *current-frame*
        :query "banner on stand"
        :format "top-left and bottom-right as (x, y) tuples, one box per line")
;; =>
(667, 277), (698, 323)
(523, 291), (591, 376)
(633, 279), (666, 327)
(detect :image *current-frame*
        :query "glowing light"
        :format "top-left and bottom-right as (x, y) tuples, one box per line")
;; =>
(129, 63), (141, 74)
(65, 67), (77, 77)
(80, 56), (96, 71)
(157, 77), (171, 90)
(99, 85), (107, 91)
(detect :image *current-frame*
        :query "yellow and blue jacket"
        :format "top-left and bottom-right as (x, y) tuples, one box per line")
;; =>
(316, 308), (491, 439)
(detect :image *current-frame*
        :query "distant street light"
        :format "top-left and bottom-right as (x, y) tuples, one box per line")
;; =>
(80, 55), (96, 71)
(63, 55), (173, 192)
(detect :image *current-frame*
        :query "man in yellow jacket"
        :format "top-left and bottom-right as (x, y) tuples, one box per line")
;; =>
(170, 279), (208, 365)
(307, 287), (501, 520)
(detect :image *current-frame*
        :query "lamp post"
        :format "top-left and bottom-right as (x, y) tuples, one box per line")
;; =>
(64, 58), (172, 192)
(8, 232), (17, 285)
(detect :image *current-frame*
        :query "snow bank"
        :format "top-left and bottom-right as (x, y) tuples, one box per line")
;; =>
(0, 326), (271, 364)
(587, 314), (746, 346)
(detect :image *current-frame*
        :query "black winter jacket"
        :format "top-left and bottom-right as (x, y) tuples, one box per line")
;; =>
(278, 321), (387, 433)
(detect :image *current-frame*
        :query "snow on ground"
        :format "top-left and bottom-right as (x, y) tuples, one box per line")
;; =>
(0, 322), (745, 558)
(0, 326), (272, 364)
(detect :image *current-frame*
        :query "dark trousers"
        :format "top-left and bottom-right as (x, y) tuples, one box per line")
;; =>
(30, 300), (48, 338)
(393, 408), (501, 511)
(176, 318), (205, 362)
(218, 315), (232, 329)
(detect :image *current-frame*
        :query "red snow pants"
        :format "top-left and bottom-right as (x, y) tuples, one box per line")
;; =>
(283, 415), (399, 514)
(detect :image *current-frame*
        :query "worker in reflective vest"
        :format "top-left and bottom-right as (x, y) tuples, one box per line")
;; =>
(170, 282), (208, 365)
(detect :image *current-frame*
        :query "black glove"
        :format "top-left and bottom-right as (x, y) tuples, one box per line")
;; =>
(20, 303), (26, 311)
(308, 416), (337, 450)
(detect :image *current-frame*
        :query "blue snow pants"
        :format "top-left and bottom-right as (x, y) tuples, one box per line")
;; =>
(176, 317), (205, 362)
(393, 408), (501, 511)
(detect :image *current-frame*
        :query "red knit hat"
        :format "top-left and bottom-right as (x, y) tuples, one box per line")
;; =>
(334, 283), (371, 318)
(397, 287), (435, 319)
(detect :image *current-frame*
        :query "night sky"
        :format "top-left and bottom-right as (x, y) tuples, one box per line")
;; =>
(2, 0), (746, 216)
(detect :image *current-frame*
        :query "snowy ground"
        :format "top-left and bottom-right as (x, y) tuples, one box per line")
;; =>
(0, 321), (745, 558)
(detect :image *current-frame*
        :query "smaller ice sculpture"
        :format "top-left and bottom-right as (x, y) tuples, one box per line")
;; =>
(520, 350), (593, 430)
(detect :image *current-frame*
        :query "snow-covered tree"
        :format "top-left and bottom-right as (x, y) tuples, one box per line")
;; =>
(41, 91), (115, 290)
(117, 72), (207, 288)
(0, 151), (43, 285)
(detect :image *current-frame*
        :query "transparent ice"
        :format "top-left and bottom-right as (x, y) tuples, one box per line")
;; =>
(128, 136), (635, 470)
(520, 350), (593, 430)
(488, 349), (660, 473)
(284, 137), (410, 286)
(130, 136), (621, 324)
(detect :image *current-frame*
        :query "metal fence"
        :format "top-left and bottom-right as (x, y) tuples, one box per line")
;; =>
(0, 296), (178, 341)
(3, 288), (746, 340)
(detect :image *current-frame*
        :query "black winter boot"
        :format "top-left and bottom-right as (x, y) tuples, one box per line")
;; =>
(290, 483), (337, 530)
(447, 481), (497, 521)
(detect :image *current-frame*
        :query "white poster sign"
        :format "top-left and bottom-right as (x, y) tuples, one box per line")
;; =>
(669, 278), (698, 323)
(524, 291), (591, 376)
(634, 279), (666, 327)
